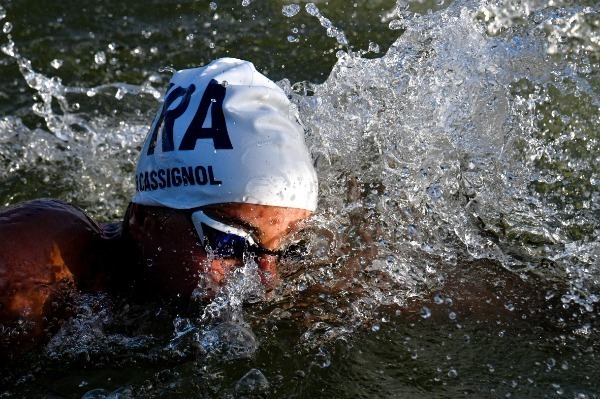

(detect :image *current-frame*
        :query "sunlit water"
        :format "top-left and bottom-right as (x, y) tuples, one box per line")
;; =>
(0, 0), (599, 397)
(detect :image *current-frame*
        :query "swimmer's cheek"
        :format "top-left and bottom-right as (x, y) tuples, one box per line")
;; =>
(141, 255), (232, 299)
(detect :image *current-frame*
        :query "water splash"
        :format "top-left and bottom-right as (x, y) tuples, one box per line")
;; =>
(0, 0), (598, 396)
(0, 25), (165, 218)
(305, 3), (349, 48)
(292, 0), (599, 313)
(0, 0), (596, 341)
(282, 4), (301, 18)
(168, 259), (264, 358)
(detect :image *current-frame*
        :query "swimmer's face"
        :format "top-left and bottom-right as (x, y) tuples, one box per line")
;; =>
(127, 203), (311, 298)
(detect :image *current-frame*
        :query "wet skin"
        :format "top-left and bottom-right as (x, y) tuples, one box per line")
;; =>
(126, 202), (312, 298)
(0, 199), (311, 357)
(0, 199), (576, 362)
(0, 199), (103, 357)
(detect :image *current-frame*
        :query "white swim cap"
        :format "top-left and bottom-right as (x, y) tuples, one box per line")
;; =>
(132, 58), (318, 211)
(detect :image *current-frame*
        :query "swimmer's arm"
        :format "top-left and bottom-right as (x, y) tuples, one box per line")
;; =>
(0, 199), (106, 356)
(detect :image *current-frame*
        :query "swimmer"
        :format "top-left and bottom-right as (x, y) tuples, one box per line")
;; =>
(124, 57), (317, 298)
(0, 58), (318, 358)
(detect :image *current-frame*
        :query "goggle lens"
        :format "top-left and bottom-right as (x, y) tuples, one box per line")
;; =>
(199, 222), (248, 258)
(191, 210), (280, 258)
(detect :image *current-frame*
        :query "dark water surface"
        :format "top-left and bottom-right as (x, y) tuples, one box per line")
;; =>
(1, 0), (599, 397)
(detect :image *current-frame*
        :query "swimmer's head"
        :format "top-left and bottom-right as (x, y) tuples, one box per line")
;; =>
(128, 58), (318, 297)
(132, 57), (318, 212)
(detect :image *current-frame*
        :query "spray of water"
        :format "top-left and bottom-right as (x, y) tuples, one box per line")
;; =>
(291, 0), (598, 316)
(0, 0), (597, 359)
(0, 28), (165, 218)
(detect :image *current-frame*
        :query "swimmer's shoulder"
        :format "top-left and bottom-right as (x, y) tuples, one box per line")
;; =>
(0, 199), (135, 286)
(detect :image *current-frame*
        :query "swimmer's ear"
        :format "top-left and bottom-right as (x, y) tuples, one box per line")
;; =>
(126, 203), (144, 241)
(126, 203), (160, 241)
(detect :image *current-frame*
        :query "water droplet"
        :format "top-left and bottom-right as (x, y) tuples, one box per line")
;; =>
(158, 66), (176, 74)
(371, 323), (380, 332)
(234, 369), (269, 395)
(368, 41), (380, 53)
(0, 40), (16, 57)
(287, 35), (299, 43)
(0, 7), (6, 20)
(389, 20), (404, 30)
(420, 306), (431, 318)
(504, 302), (515, 311)
(487, 363), (495, 372)
(209, 42), (215, 49)
(313, 348), (331, 368)
(427, 183), (442, 200)
(242, 0), (251, 6)
(448, 311), (456, 320)
(574, 323), (592, 336)
(306, 3), (319, 16)
(447, 368), (458, 378)
(50, 59), (63, 69)
(3, 21), (12, 34)
(115, 87), (127, 100)
(407, 225), (418, 235)
(434, 294), (444, 304)
(282, 4), (300, 17)
(210, 2), (218, 10)
(94, 51), (106, 65)
(130, 47), (142, 56)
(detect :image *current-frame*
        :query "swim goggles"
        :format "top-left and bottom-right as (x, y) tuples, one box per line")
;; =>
(191, 210), (279, 258)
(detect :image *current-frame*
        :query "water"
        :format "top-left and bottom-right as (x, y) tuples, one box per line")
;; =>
(1, 0), (599, 397)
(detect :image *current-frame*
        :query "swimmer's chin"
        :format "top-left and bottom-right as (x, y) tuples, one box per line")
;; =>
(165, 257), (238, 301)
(141, 255), (279, 302)
(187, 257), (281, 302)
